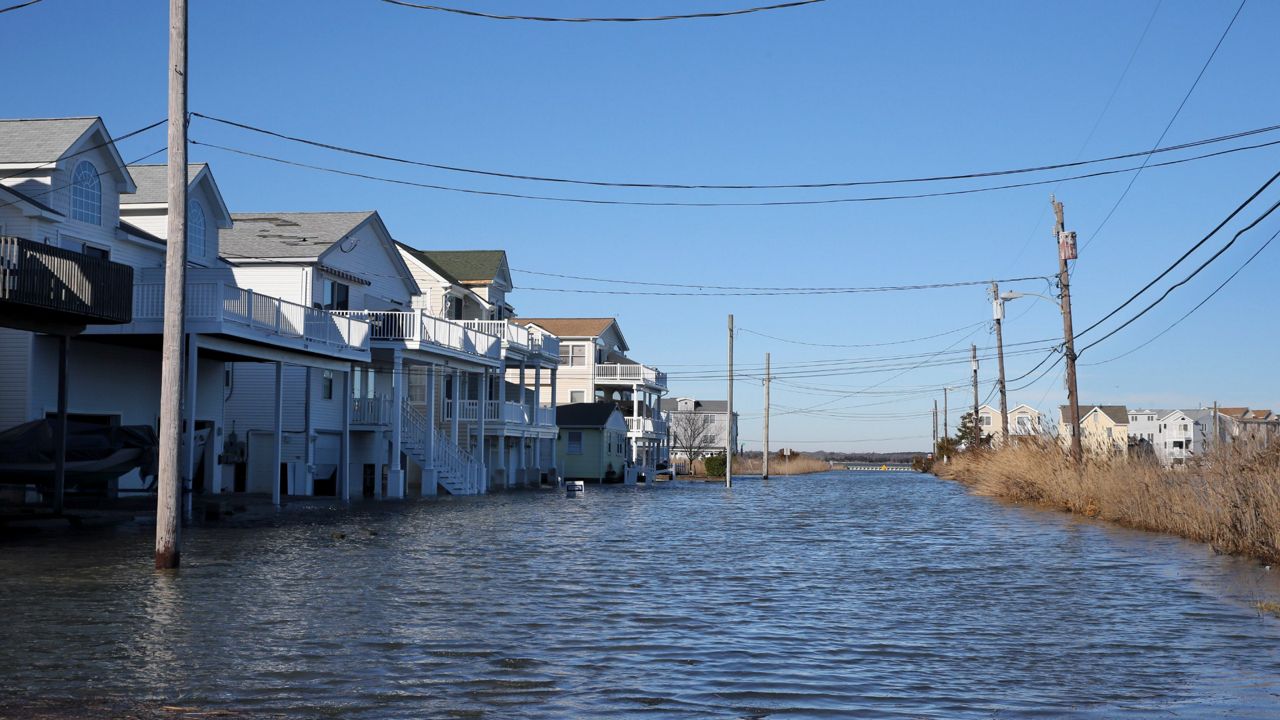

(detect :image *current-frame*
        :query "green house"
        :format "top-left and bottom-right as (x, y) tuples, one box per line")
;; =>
(556, 403), (629, 483)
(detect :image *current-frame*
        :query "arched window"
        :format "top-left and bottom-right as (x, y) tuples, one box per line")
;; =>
(187, 200), (206, 258)
(70, 161), (101, 225)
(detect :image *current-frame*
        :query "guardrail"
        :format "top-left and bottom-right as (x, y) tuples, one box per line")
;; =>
(132, 282), (369, 350)
(459, 320), (529, 350)
(0, 235), (133, 324)
(596, 362), (667, 389)
(336, 310), (500, 360)
(351, 395), (391, 425)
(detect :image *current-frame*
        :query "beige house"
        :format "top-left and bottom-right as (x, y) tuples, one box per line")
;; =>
(515, 317), (669, 476)
(1059, 405), (1129, 454)
(977, 403), (1043, 444)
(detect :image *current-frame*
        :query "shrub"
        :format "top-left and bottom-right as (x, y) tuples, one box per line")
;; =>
(703, 453), (726, 477)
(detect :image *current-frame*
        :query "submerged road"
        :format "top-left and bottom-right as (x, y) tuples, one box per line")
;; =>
(2, 472), (1279, 719)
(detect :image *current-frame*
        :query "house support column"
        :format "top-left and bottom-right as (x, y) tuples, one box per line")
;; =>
(631, 383), (640, 464)
(183, 334), (198, 518)
(477, 369), (489, 492)
(548, 368), (558, 483)
(388, 352), (404, 499)
(271, 361), (283, 507)
(451, 368), (461, 446)
(423, 364), (436, 496)
(303, 367), (314, 496)
(496, 363), (508, 488)
(340, 367), (350, 502)
(53, 334), (69, 514)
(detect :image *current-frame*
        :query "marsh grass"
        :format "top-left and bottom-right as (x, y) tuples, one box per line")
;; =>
(935, 439), (1280, 564)
(686, 454), (831, 477)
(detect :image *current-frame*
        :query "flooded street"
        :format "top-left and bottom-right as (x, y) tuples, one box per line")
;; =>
(3, 472), (1279, 719)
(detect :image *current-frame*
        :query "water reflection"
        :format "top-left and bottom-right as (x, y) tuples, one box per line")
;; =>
(1, 474), (1278, 719)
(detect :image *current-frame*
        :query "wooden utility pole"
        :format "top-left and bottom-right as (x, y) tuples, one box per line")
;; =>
(156, 0), (188, 570)
(1053, 196), (1083, 464)
(971, 344), (979, 445)
(932, 399), (938, 451)
(943, 387), (949, 439)
(762, 352), (770, 480)
(992, 281), (1009, 441)
(1212, 401), (1219, 447)
(726, 314), (733, 488)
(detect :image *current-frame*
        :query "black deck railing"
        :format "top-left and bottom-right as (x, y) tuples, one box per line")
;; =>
(0, 236), (133, 324)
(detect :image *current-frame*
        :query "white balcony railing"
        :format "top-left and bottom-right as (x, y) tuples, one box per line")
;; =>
(626, 416), (670, 436)
(459, 320), (530, 350)
(535, 404), (556, 426)
(531, 332), (560, 361)
(596, 362), (667, 389)
(334, 310), (500, 360)
(442, 399), (558, 427)
(133, 282), (370, 351)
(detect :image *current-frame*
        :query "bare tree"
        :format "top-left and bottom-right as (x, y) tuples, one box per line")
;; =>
(671, 411), (717, 471)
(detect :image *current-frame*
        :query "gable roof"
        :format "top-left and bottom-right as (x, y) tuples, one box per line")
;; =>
(1217, 407), (1250, 419)
(221, 211), (378, 260)
(1064, 405), (1129, 425)
(395, 243), (462, 285)
(122, 163), (207, 204)
(517, 317), (618, 340)
(0, 117), (135, 190)
(556, 402), (622, 427)
(416, 250), (508, 285)
(0, 117), (99, 163)
(0, 183), (61, 217)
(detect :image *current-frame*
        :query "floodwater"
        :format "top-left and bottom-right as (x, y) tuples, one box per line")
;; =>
(2, 472), (1280, 719)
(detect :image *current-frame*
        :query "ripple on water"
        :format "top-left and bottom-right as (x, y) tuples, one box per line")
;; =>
(2, 473), (1280, 719)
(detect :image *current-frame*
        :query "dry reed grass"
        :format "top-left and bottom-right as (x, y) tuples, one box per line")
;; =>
(686, 454), (831, 477)
(935, 439), (1280, 564)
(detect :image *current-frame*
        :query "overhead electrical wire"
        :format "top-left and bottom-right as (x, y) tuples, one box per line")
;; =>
(1083, 0), (1248, 252)
(0, 0), (43, 14)
(1075, 169), (1280, 339)
(513, 268), (1053, 293)
(191, 136), (1280, 208)
(1077, 198), (1280, 355)
(0, 117), (166, 186)
(377, 0), (827, 22)
(1083, 226), (1280, 366)
(192, 112), (1280, 191)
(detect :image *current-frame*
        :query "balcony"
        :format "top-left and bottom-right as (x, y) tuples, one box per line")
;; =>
(443, 400), (558, 428)
(0, 235), (133, 327)
(336, 310), (500, 363)
(626, 416), (670, 437)
(530, 332), (559, 363)
(352, 395), (392, 426)
(458, 320), (529, 351)
(596, 362), (668, 391)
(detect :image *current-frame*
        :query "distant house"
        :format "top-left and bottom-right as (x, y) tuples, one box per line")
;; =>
(977, 403), (1042, 443)
(1060, 405), (1129, 454)
(555, 403), (629, 483)
(660, 397), (738, 460)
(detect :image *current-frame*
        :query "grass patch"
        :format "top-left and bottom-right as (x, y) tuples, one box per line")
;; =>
(1255, 601), (1280, 618)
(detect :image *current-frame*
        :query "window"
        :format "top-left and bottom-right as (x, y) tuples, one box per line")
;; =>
(317, 279), (349, 311)
(570, 390), (585, 403)
(70, 161), (101, 225)
(352, 367), (363, 398)
(322, 370), (334, 400)
(559, 343), (587, 367)
(567, 431), (583, 455)
(187, 199), (206, 258)
(80, 243), (108, 259)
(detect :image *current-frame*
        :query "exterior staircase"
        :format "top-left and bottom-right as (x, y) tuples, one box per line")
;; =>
(401, 399), (484, 495)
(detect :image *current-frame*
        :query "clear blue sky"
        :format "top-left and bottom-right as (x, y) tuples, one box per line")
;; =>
(6, 0), (1278, 451)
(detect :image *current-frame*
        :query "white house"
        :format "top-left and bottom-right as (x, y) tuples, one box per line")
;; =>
(514, 317), (669, 478)
(660, 397), (737, 462)
(1154, 409), (1213, 466)
(0, 118), (370, 510)
(396, 246), (560, 489)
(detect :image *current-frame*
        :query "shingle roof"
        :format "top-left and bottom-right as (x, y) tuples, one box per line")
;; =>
(1217, 407), (1250, 419)
(556, 402), (620, 427)
(1061, 405), (1129, 425)
(221, 212), (375, 260)
(517, 318), (616, 338)
(0, 117), (98, 163)
(416, 250), (507, 283)
(122, 163), (207, 204)
(396, 243), (462, 285)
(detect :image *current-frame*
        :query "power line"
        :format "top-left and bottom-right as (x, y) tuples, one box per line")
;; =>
(377, 0), (827, 22)
(517, 278), (1054, 297)
(0, 0), (44, 14)
(1078, 198), (1280, 355)
(1080, 223), (1280, 363)
(0, 145), (169, 214)
(1075, 169), (1280, 339)
(1083, 0), (1248, 252)
(514, 268), (1054, 292)
(193, 111), (1280, 191)
(737, 322), (987, 348)
(0, 117), (167, 186)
